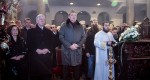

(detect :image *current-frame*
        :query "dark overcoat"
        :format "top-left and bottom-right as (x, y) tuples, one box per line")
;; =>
(27, 25), (54, 76)
(59, 19), (86, 66)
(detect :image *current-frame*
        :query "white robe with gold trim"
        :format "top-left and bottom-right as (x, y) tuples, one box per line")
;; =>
(94, 30), (114, 80)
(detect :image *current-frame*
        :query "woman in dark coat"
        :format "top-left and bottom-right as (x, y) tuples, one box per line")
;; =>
(27, 14), (54, 80)
(5, 25), (27, 80)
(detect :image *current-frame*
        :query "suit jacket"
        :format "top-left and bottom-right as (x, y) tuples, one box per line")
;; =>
(27, 25), (54, 76)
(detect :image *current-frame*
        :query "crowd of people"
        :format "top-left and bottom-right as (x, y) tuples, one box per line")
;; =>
(2, 10), (132, 80)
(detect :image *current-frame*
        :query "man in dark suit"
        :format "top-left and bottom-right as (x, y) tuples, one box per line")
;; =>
(27, 14), (54, 80)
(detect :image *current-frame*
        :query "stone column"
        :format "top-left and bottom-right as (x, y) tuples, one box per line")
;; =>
(37, 0), (45, 15)
(147, 0), (150, 18)
(126, 0), (134, 26)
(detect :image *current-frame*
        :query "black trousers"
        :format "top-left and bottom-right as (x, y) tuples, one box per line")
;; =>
(63, 65), (80, 80)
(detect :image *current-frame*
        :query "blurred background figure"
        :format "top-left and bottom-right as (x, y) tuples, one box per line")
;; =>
(50, 24), (61, 67)
(117, 23), (129, 38)
(20, 18), (32, 42)
(45, 24), (51, 30)
(85, 18), (99, 80)
(80, 20), (87, 33)
(108, 27), (118, 42)
(15, 20), (23, 30)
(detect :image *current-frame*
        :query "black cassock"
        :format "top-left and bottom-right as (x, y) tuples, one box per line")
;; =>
(27, 25), (54, 76)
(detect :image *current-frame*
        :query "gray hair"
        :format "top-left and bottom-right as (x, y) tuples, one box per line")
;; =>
(36, 14), (45, 23)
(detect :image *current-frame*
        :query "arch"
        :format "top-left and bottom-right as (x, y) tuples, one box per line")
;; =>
(77, 11), (91, 25)
(98, 12), (110, 24)
(54, 11), (68, 26)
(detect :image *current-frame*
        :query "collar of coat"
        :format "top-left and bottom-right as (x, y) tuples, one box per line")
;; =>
(66, 19), (80, 26)
(35, 24), (45, 30)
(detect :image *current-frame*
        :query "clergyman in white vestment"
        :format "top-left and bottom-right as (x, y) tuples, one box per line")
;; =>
(94, 22), (115, 80)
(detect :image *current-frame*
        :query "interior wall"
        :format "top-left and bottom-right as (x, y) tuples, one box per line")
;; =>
(19, 1), (123, 27)
(46, 6), (123, 26)
(20, 0), (37, 24)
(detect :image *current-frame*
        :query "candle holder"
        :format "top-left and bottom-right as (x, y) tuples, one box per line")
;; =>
(108, 47), (117, 80)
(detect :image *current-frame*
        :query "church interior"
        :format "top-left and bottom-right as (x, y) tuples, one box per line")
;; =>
(0, 0), (150, 80)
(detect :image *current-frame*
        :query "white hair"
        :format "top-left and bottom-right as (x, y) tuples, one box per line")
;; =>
(36, 14), (45, 23)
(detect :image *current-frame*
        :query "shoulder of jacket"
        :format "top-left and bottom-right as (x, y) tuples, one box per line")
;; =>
(95, 30), (102, 35)
(61, 22), (67, 27)
(28, 28), (36, 34)
(28, 28), (34, 31)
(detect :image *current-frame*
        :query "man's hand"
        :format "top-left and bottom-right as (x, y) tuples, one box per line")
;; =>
(18, 55), (24, 59)
(42, 48), (50, 54)
(11, 56), (18, 60)
(107, 41), (112, 46)
(70, 44), (77, 50)
(36, 49), (43, 54)
(86, 53), (90, 57)
(73, 43), (79, 48)
(11, 55), (24, 60)
(36, 48), (50, 54)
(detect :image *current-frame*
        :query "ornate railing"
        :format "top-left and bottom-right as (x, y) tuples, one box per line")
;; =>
(117, 41), (150, 80)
